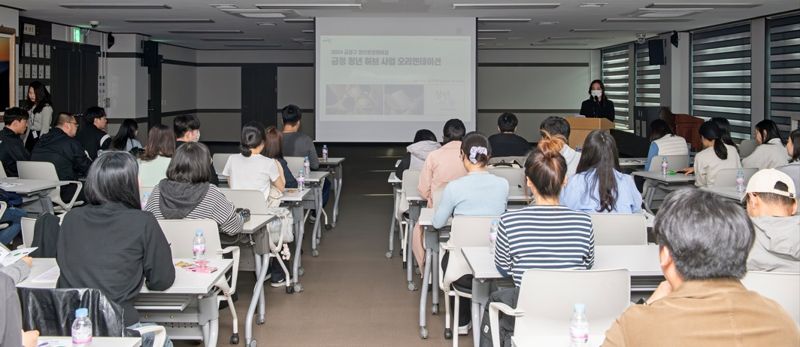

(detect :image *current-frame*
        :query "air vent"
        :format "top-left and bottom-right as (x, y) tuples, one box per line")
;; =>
(60, 3), (171, 9)
(126, 19), (214, 23)
(169, 30), (243, 34)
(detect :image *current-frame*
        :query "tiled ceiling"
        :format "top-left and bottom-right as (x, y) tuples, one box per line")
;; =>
(4, 0), (799, 50)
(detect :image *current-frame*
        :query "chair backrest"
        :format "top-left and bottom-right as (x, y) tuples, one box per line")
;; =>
(157, 219), (223, 259)
(648, 155), (690, 172)
(285, 156), (305, 177)
(489, 156), (526, 168)
(401, 170), (422, 200)
(742, 271), (800, 324)
(219, 188), (270, 214)
(18, 287), (127, 337)
(710, 168), (758, 188)
(21, 217), (36, 248)
(488, 167), (530, 197)
(17, 161), (63, 202)
(739, 139), (757, 158)
(590, 213), (647, 245)
(443, 216), (496, 286)
(515, 269), (630, 336)
(212, 153), (234, 175)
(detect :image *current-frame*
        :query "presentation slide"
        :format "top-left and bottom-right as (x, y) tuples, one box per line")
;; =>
(316, 18), (476, 142)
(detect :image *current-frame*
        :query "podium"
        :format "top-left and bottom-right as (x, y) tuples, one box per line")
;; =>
(566, 117), (615, 148)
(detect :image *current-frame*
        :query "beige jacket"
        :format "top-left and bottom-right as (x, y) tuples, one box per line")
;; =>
(693, 144), (740, 187)
(743, 138), (791, 169)
(417, 140), (467, 205)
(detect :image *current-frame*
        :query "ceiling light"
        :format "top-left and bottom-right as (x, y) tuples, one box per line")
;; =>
(302, 29), (315, 33)
(633, 8), (711, 18)
(256, 22), (277, 26)
(202, 38), (264, 41)
(125, 19), (214, 23)
(602, 18), (692, 22)
(538, 21), (559, 25)
(531, 42), (589, 46)
(239, 12), (286, 18)
(579, 2), (607, 7)
(283, 18), (315, 23)
(169, 29), (243, 34)
(60, 3), (171, 9)
(454, 3), (560, 9)
(477, 18), (531, 22)
(646, 3), (760, 9)
(478, 29), (512, 33)
(477, 37), (497, 40)
(255, 3), (362, 9)
(545, 36), (592, 41)
(210, 4), (238, 9)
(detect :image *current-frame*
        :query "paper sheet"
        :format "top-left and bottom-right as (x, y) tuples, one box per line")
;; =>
(32, 266), (60, 283)
(0, 247), (36, 266)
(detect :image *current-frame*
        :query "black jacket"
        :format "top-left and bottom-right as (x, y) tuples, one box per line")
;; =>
(75, 123), (110, 161)
(31, 128), (92, 181)
(580, 98), (615, 122)
(277, 157), (298, 189)
(488, 133), (532, 157)
(56, 203), (175, 326)
(176, 140), (219, 186)
(0, 127), (30, 177)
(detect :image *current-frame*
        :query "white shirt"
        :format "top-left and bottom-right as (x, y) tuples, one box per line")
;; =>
(694, 144), (741, 188)
(560, 145), (581, 177)
(222, 153), (281, 199)
(742, 138), (790, 169)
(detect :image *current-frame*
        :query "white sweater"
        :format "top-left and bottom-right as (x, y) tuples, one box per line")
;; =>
(742, 138), (790, 169)
(694, 144), (741, 188)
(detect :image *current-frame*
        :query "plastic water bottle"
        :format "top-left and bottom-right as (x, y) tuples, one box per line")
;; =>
(488, 219), (499, 255)
(661, 157), (669, 176)
(303, 156), (311, 177)
(322, 145), (329, 161)
(569, 303), (589, 347)
(71, 308), (93, 346)
(298, 168), (306, 188)
(141, 191), (150, 210)
(736, 168), (745, 193)
(192, 229), (206, 260)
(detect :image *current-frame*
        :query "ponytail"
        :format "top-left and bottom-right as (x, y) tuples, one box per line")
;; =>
(712, 139), (728, 160)
(699, 121), (728, 160)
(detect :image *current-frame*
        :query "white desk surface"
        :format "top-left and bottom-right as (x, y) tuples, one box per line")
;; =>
(632, 171), (696, 183)
(388, 172), (401, 184)
(512, 335), (604, 347)
(19, 258), (232, 295)
(304, 171), (329, 183)
(701, 186), (745, 201)
(242, 214), (276, 234)
(318, 157), (345, 165)
(463, 245), (662, 279)
(280, 188), (312, 202)
(619, 157), (647, 167)
(38, 337), (142, 347)
(0, 178), (65, 194)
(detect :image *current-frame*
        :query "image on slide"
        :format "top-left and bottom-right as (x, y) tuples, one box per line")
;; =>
(384, 85), (423, 115)
(325, 84), (383, 115)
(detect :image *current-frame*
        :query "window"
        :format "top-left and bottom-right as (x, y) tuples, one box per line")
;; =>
(767, 12), (800, 137)
(601, 44), (633, 130)
(691, 23), (752, 140)
(634, 42), (661, 107)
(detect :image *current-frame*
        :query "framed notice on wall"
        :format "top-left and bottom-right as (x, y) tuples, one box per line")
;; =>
(0, 28), (17, 114)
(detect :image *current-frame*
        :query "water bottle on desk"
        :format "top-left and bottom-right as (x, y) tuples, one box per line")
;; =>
(661, 157), (669, 176)
(298, 168), (306, 188)
(304, 156), (311, 177)
(488, 219), (499, 255)
(322, 145), (329, 161)
(192, 229), (206, 260)
(736, 168), (745, 193)
(71, 308), (93, 347)
(570, 303), (589, 347)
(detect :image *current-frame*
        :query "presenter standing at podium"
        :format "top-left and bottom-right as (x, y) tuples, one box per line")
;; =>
(580, 79), (615, 122)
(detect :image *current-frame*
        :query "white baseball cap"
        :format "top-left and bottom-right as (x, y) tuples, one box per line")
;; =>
(743, 169), (797, 202)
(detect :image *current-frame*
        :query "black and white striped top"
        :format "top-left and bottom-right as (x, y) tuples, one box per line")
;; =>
(145, 184), (243, 236)
(494, 205), (595, 287)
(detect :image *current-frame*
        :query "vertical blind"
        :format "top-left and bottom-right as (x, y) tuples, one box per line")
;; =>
(691, 23), (752, 140)
(767, 12), (800, 136)
(635, 42), (661, 107)
(601, 44), (633, 130)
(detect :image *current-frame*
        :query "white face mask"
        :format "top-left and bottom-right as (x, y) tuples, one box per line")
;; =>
(591, 90), (603, 98)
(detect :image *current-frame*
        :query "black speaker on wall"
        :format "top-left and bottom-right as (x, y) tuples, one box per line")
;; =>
(141, 41), (159, 67)
(648, 39), (666, 65)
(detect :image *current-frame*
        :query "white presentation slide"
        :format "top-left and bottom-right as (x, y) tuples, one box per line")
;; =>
(316, 17), (476, 142)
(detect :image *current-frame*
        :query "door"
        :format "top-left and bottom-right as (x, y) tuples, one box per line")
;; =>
(241, 64), (277, 128)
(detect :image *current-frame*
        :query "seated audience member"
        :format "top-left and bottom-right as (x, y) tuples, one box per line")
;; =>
(280, 104), (330, 205)
(138, 124), (175, 188)
(0, 190), (28, 248)
(110, 119), (143, 153)
(778, 129), (800, 200)
(743, 169), (799, 272)
(57, 152), (175, 334)
(710, 117), (739, 153)
(482, 138), (594, 346)
(0, 272), (39, 347)
(539, 116), (580, 177)
(685, 121), (740, 187)
(31, 112), (92, 203)
(603, 189), (800, 346)
(645, 119), (689, 171)
(561, 130), (642, 213)
(395, 129), (441, 179)
(743, 119), (790, 169)
(413, 119), (468, 267)
(75, 106), (110, 160)
(488, 113), (530, 157)
(263, 126), (298, 189)
(223, 122), (286, 204)
(145, 142), (243, 236)
(0, 107), (31, 177)
(173, 115), (219, 186)
(0, 251), (32, 284)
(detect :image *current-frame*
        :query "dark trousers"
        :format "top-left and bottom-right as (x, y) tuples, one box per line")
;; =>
(60, 183), (85, 206)
(322, 178), (331, 207)
(479, 287), (520, 347)
(442, 251), (473, 326)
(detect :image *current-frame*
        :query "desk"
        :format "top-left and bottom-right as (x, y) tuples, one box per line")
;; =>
(462, 245), (661, 346)
(19, 258), (232, 347)
(280, 188), (312, 293)
(701, 186), (745, 201)
(405, 193), (427, 292)
(619, 157), (646, 168)
(318, 157), (345, 227)
(386, 172), (402, 259)
(632, 171), (695, 212)
(416, 208), (441, 339)
(304, 171), (329, 257)
(512, 335), (604, 347)
(0, 178), (66, 215)
(38, 336), (142, 347)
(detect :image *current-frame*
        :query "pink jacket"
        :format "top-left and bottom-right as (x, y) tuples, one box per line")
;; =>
(418, 141), (467, 205)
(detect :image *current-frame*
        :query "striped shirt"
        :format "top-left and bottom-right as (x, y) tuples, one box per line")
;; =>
(144, 184), (243, 236)
(494, 205), (595, 286)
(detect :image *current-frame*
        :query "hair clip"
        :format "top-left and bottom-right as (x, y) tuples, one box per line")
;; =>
(469, 146), (488, 164)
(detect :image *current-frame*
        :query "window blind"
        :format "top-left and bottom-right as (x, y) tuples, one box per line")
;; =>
(768, 12), (800, 136)
(691, 23), (752, 140)
(601, 44), (633, 130)
(635, 42), (661, 107)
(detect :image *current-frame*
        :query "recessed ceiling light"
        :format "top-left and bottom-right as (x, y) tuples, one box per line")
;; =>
(477, 37), (497, 40)
(256, 22), (277, 26)
(538, 21), (559, 25)
(169, 29), (244, 34)
(454, 3), (560, 9)
(633, 8), (711, 18)
(602, 18), (692, 22)
(302, 29), (315, 33)
(283, 18), (315, 23)
(478, 29), (512, 33)
(646, 3), (760, 9)
(239, 12), (286, 18)
(202, 38), (264, 42)
(477, 18), (531, 22)
(255, 3), (362, 9)
(210, 4), (238, 9)
(60, 3), (171, 9)
(125, 19), (214, 23)
(579, 2), (607, 7)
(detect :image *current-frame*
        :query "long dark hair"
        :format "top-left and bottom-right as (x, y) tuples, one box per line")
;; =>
(789, 129), (800, 163)
(413, 129), (437, 143)
(588, 79), (608, 102)
(240, 122), (266, 158)
(140, 124), (175, 161)
(576, 130), (620, 212)
(525, 137), (567, 199)
(26, 81), (51, 114)
(263, 126), (284, 159)
(699, 121), (728, 160)
(111, 119), (139, 151)
(649, 119), (673, 141)
(84, 151), (141, 209)
(710, 117), (738, 152)
(167, 142), (211, 184)
(755, 119), (784, 145)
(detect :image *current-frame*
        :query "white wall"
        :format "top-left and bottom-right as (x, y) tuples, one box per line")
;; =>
(0, 7), (18, 32)
(107, 34), (149, 119)
(196, 67), (240, 109)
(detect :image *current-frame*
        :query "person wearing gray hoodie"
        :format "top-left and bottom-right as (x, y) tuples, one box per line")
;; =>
(743, 169), (799, 273)
(395, 129), (441, 179)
